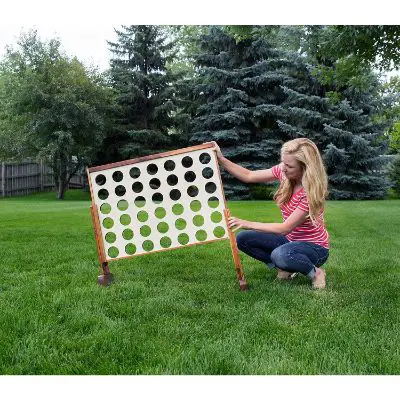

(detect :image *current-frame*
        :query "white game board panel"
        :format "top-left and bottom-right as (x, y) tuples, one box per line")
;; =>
(88, 145), (228, 261)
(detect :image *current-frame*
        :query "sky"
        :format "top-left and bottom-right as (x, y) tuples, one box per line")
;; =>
(0, 1), (129, 71)
(0, 23), (115, 71)
(1, 0), (399, 74)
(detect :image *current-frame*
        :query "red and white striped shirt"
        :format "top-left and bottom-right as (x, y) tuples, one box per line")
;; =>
(271, 164), (329, 249)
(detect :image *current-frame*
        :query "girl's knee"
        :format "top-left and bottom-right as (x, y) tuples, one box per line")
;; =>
(271, 247), (289, 268)
(236, 230), (257, 250)
(236, 231), (249, 250)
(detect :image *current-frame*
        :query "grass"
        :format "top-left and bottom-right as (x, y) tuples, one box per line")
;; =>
(0, 191), (399, 374)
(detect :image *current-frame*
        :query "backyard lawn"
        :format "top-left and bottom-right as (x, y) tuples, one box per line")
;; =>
(0, 191), (399, 374)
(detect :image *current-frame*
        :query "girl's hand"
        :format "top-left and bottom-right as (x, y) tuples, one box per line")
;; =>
(206, 141), (223, 160)
(228, 216), (251, 232)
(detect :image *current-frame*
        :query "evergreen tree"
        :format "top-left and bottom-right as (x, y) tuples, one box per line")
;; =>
(188, 27), (293, 198)
(280, 65), (390, 199)
(189, 27), (389, 199)
(104, 25), (179, 161)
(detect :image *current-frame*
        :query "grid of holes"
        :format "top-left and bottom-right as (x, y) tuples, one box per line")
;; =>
(92, 150), (228, 259)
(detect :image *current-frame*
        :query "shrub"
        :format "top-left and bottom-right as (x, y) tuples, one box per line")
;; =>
(388, 153), (400, 196)
(249, 183), (277, 200)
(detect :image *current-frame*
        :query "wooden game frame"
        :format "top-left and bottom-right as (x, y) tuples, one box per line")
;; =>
(87, 143), (248, 290)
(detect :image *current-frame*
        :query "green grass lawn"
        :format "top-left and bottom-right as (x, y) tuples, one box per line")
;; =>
(0, 191), (399, 374)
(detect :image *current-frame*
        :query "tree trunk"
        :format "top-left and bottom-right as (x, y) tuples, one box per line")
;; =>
(57, 154), (68, 200)
(57, 180), (68, 200)
(53, 160), (60, 193)
(82, 171), (90, 193)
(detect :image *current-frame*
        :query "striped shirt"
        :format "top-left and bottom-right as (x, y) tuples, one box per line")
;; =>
(271, 164), (329, 249)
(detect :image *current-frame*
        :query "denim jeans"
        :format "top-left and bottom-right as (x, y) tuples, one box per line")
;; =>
(236, 230), (329, 278)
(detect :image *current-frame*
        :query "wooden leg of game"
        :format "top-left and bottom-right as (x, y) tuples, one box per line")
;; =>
(98, 262), (114, 287)
(224, 209), (249, 291)
(90, 205), (114, 286)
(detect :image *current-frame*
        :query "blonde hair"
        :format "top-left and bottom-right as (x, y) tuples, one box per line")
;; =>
(273, 138), (328, 226)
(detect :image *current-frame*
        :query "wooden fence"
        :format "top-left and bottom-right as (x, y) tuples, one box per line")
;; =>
(0, 160), (85, 197)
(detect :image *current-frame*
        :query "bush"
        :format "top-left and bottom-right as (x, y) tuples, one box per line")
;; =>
(388, 153), (400, 196)
(249, 183), (277, 200)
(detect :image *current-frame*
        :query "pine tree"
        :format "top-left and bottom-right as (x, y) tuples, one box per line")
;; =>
(322, 102), (390, 199)
(280, 69), (390, 199)
(188, 27), (389, 199)
(105, 25), (179, 160)
(189, 27), (329, 198)
(189, 27), (294, 198)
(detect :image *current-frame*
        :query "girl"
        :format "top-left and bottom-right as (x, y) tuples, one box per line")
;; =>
(213, 138), (329, 289)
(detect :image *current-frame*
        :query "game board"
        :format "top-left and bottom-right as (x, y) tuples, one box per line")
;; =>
(87, 143), (247, 290)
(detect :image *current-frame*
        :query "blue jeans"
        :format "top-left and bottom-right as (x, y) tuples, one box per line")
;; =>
(236, 230), (329, 279)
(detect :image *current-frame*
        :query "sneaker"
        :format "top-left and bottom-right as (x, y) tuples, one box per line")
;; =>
(276, 269), (298, 280)
(312, 268), (326, 289)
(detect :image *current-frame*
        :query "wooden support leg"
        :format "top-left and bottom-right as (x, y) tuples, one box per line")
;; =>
(224, 208), (249, 291)
(90, 205), (114, 287)
(98, 262), (114, 287)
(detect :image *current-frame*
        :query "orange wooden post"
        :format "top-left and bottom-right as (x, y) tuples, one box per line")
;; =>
(224, 208), (248, 291)
(87, 165), (113, 286)
(90, 204), (113, 286)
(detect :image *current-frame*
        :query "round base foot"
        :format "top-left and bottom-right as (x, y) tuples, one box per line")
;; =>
(239, 280), (249, 291)
(98, 273), (114, 287)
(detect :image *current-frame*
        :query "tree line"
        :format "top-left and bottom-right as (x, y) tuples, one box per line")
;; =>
(0, 25), (399, 199)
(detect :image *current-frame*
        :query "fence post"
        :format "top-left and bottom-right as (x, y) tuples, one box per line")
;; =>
(2, 162), (5, 197)
(40, 159), (44, 192)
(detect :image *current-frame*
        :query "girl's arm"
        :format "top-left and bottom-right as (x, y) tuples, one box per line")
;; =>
(210, 141), (278, 184)
(228, 208), (309, 235)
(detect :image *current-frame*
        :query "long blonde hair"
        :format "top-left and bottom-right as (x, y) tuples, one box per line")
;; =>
(273, 138), (328, 225)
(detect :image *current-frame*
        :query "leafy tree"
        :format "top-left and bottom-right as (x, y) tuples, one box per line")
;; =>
(388, 154), (400, 196)
(105, 25), (181, 160)
(225, 25), (400, 71)
(377, 76), (400, 154)
(0, 73), (30, 159)
(0, 30), (115, 199)
(166, 25), (209, 63)
(320, 26), (400, 71)
(389, 124), (400, 153)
